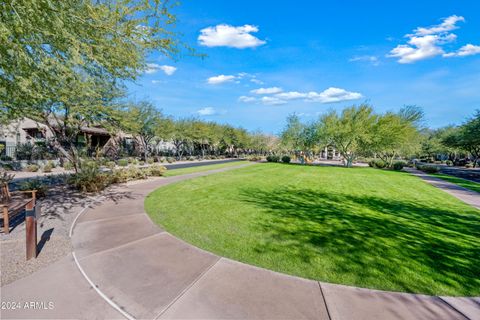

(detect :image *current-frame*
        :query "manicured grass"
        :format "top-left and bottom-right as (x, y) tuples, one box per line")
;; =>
(163, 161), (247, 177)
(433, 173), (480, 193)
(145, 163), (480, 296)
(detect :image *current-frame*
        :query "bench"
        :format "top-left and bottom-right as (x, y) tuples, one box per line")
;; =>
(1, 184), (37, 234)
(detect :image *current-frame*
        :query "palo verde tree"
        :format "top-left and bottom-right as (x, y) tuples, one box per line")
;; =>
(0, 0), (183, 171)
(443, 110), (480, 167)
(120, 101), (165, 160)
(369, 105), (423, 166)
(316, 104), (377, 167)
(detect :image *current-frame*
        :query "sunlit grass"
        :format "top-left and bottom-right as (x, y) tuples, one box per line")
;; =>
(146, 163), (480, 296)
(163, 161), (246, 177)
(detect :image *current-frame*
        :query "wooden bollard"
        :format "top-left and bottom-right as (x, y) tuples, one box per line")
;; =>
(25, 205), (37, 260)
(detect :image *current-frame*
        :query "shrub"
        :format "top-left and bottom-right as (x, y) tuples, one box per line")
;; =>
(0, 155), (12, 161)
(147, 158), (154, 165)
(392, 161), (406, 171)
(139, 161), (145, 166)
(166, 157), (174, 163)
(1, 163), (14, 171)
(63, 162), (74, 171)
(25, 164), (39, 172)
(368, 159), (386, 169)
(418, 165), (439, 174)
(146, 165), (167, 176)
(247, 155), (263, 161)
(118, 159), (129, 167)
(18, 179), (47, 198)
(68, 165), (111, 192)
(105, 161), (116, 169)
(159, 157), (166, 163)
(465, 163), (473, 168)
(47, 160), (56, 168)
(266, 155), (280, 162)
(43, 163), (53, 173)
(445, 160), (453, 166)
(281, 155), (291, 163)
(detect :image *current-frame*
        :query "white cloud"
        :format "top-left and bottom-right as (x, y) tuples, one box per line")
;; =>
(197, 107), (217, 116)
(275, 91), (308, 100)
(250, 87), (283, 94)
(413, 15), (465, 36)
(250, 78), (264, 85)
(238, 96), (257, 103)
(349, 55), (380, 66)
(444, 44), (480, 57)
(151, 80), (162, 84)
(304, 87), (363, 103)
(240, 87), (362, 105)
(387, 15), (478, 63)
(388, 34), (452, 63)
(207, 74), (236, 85)
(261, 96), (287, 105)
(198, 24), (266, 48)
(145, 63), (177, 75)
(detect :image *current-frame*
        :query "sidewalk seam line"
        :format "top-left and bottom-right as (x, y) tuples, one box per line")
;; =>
(77, 231), (165, 261)
(72, 251), (136, 320)
(437, 297), (471, 320)
(73, 212), (148, 226)
(153, 256), (222, 320)
(318, 282), (332, 320)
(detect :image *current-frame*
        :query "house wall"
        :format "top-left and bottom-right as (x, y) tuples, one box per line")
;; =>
(0, 118), (53, 147)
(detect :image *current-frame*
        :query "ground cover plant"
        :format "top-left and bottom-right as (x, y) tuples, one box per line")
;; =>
(145, 163), (480, 296)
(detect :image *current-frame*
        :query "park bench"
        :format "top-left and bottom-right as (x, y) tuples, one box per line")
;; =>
(1, 183), (37, 234)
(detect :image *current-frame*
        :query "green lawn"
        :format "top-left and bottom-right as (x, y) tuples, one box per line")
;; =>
(433, 173), (480, 193)
(145, 163), (480, 296)
(163, 161), (247, 177)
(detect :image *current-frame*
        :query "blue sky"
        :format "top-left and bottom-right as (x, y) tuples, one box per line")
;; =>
(127, 0), (480, 134)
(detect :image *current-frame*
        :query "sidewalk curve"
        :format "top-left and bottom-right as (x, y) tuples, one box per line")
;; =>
(2, 163), (479, 320)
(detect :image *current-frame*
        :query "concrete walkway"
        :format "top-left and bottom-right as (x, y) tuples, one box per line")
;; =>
(2, 164), (479, 320)
(405, 168), (480, 210)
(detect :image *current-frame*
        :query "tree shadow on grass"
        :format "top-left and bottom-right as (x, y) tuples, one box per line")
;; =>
(239, 187), (480, 295)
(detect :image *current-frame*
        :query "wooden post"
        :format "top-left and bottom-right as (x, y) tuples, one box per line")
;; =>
(25, 201), (37, 260)
(3, 206), (9, 234)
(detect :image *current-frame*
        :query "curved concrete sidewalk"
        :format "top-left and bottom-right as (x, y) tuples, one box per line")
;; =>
(2, 164), (479, 320)
(404, 167), (480, 210)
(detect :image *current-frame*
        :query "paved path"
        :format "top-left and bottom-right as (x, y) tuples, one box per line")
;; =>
(405, 168), (480, 210)
(2, 164), (479, 319)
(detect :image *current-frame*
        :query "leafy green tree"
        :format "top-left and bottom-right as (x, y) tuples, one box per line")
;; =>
(280, 114), (305, 152)
(120, 101), (165, 160)
(317, 104), (377, 167)
(443, 111), (480, 167)
(1, 0), (182, 170)
(369, 106), (423, 166)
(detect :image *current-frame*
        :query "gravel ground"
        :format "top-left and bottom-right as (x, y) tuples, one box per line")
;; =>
(0, 177), (162, 286)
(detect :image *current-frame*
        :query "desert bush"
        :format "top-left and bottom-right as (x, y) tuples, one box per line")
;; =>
(368, 159), (386, 169)
(1, 163), (14, 171)
(68, 165), (111, 192)
(43, 163), (53, 173)
(118, 159), (129, 167)
(392, 161), (406, 171)
(418, 165), (439, 174)
(63, 161), (74, 170)
(281, 155), (291, 163)
(266, 155), (280, 162)
(105, 161), (116, 169)
(18, 179), (47, 198)
(146, 165), (167, 176)
(25, 164), (39, 172)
